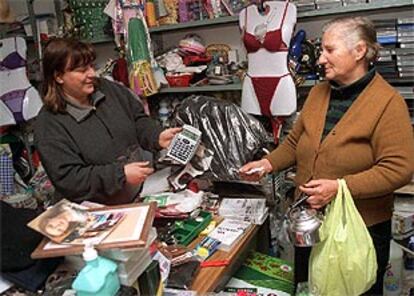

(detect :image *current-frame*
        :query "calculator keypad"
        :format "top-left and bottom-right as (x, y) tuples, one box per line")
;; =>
(169, 138), (196, 163)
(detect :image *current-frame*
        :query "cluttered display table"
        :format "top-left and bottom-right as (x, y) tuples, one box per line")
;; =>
(190, 219), (260, 293)
(1, 96), (297, 295)
(1, 187), (296, 296)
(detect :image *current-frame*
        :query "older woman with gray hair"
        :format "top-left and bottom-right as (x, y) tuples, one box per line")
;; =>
(240, 16), (414, 294)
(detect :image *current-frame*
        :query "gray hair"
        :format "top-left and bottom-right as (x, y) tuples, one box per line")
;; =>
(322, 16), (380, 63)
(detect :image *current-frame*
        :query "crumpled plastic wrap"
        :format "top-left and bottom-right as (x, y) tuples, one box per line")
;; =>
(171, 95), (272, 180)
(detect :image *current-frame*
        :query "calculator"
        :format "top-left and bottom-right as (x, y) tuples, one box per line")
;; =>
(166, 125), (202, 165)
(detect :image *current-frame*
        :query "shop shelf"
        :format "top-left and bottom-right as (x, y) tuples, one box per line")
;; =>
(149, 0), (413, 33)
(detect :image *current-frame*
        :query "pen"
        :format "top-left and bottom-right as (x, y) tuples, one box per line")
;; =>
(200, 259), (230, 268)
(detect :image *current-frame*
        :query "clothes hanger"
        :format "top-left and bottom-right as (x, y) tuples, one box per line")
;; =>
(257, 0), (265, 14)
(254, 0), (272, 15)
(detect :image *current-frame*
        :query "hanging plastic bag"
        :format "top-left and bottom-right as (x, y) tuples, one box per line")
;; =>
(308, 179), (377, 296)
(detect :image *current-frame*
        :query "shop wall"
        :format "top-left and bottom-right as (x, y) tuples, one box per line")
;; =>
(160, 8), (413, 64)
(8, 0), (413, 66)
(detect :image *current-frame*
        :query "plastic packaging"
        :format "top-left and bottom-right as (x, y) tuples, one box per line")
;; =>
(72, 245), (120, 296)
(309, 179), (377, 296)
(171, 95), (272, 180)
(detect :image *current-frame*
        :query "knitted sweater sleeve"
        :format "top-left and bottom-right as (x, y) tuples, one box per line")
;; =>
(344, 93), (414, 198)
(110, 81), (163, 152)
(34, 112), (126, 203)
(263, 84), (321, 172)
(264, 113), (302, 171)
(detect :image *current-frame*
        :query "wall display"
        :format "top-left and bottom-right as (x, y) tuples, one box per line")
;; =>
(68, 0), (111, 42)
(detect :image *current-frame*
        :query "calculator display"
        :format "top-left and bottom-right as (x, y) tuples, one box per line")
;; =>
(181, 129), (199, 141)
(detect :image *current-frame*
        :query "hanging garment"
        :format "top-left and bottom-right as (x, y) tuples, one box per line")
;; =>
(0, 38), (26, 71)
(248, 73), (290, 117)
(0, 86), (43, 126)
(0, 38), (42, 126)
(0, 148), (14, 195)
(112, 57), (130, 87)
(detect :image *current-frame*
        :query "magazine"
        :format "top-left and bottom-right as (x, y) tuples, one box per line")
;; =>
(28, 199), (124, 244)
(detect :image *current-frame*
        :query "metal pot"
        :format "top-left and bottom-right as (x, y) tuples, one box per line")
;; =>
(284, 193), (323, 247)
(288, 207), (322, 247)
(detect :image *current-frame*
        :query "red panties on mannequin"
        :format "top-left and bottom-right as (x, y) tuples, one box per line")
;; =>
(249, 74), (289, 143)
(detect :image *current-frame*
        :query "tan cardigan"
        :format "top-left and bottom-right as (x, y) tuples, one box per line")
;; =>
(266, 73), (414, 226)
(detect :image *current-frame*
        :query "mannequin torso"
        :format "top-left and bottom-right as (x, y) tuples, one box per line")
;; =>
(239, 1), (297, 116)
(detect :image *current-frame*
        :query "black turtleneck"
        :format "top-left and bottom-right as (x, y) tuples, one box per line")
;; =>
(322, 67), (376, 139)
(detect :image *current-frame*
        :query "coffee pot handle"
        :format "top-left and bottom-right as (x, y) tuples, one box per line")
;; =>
(289, 192), (309, 212)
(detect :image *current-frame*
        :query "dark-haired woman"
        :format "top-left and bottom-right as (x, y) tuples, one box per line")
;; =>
(34, 38), (181, 205)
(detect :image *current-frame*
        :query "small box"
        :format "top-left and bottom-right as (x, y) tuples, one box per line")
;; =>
(24, 16), (56, 37)
(392, 211), (414, 237)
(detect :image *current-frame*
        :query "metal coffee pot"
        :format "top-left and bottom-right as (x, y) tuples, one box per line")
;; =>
(286, 194), (323, 247)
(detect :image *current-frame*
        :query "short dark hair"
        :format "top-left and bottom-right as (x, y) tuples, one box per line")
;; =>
(42, 38), (96, 113)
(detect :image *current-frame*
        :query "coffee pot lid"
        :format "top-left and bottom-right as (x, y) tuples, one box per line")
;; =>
(289, 207), (321, 232)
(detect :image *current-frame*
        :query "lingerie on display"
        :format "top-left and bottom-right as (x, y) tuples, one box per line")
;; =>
(0, 37), (42, 126)
(242, 0), (290, 53)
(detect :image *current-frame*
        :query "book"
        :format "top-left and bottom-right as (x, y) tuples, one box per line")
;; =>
(226, 251), (294, 296)
(208, 218), (251, 251)
(218, 198), (269, 225)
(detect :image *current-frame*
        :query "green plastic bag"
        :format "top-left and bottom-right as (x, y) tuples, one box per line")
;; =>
(308, 179), (377, 296)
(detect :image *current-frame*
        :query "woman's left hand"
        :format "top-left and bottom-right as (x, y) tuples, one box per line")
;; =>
(158, 127), (183, 149)
(299, 179), (339, 209)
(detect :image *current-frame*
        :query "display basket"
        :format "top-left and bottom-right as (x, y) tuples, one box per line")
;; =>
(166, 73), (193, 87)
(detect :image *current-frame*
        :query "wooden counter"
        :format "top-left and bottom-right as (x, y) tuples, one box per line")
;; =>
(190, 224), (260, 293)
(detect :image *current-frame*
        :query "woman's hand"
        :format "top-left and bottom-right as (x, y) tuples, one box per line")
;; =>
(158, 127), (183, 149)
(124, 161), (154, 185)
(239, 159), (273, 181)
(299, 179), (339, 209)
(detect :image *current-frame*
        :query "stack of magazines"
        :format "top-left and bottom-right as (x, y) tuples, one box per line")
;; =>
(374, 19), (398, 79)
(28, 199), (125, 245)
(397, 17), (414, 79)
(396, 86), (413, 124)
(218, 198), (269, 225)
(27, 199), (156, 261)
(315, 0), (342, 10)
(291, 0), (316, 12)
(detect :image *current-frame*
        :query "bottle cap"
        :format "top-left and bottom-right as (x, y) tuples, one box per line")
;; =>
(83, 245), (98, 261)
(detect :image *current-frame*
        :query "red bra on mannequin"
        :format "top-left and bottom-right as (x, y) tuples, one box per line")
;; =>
(242, 1), (290, 53)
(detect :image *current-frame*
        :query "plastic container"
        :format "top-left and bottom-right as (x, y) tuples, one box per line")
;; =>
(166, 73), (193, 87)
(172, 211), (212, 245)
(402, 237), (414, 295)
(384, 241), (403, 296)
(72, 246), (120, 296)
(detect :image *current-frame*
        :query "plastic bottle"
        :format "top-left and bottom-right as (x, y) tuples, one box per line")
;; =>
(384, 240), (403, 296)
(158, 100), (171, 128)
(402, 237), (414, 295)
(72, 245), (120, 296)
